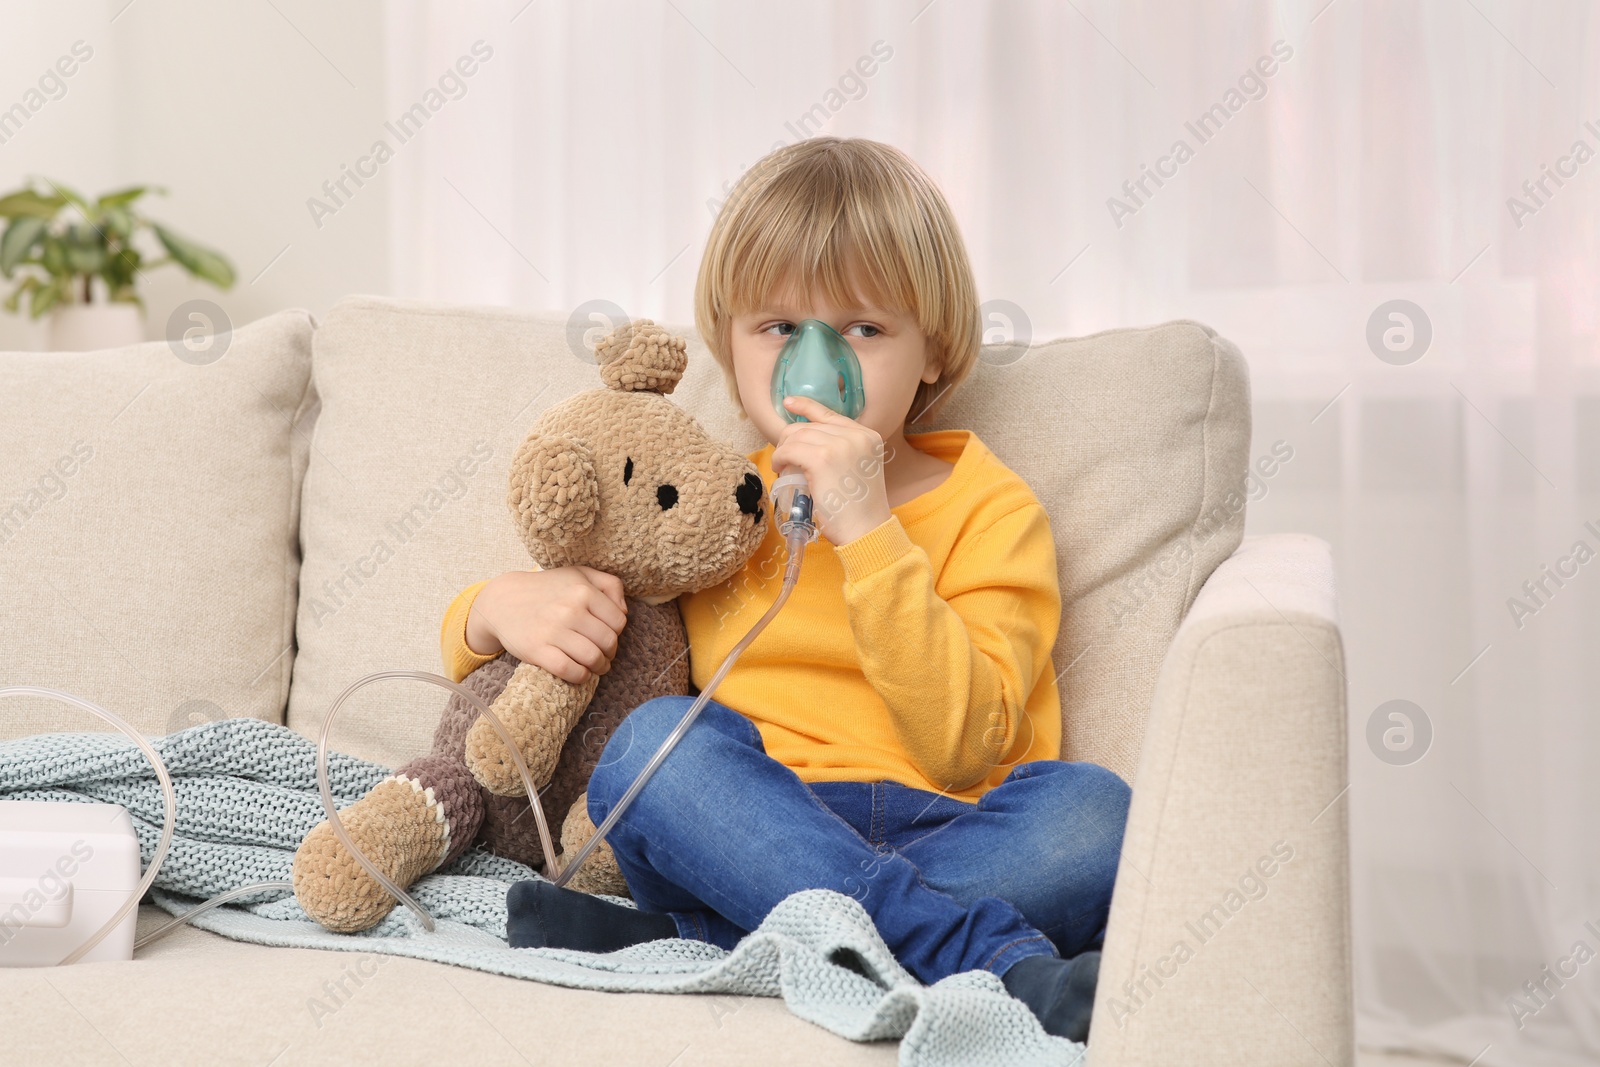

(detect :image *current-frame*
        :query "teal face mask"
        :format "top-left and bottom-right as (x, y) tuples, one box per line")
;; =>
(771, 319), (866, 424)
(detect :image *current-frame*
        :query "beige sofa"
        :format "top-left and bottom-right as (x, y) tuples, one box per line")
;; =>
(0, 296), (1351, 1065)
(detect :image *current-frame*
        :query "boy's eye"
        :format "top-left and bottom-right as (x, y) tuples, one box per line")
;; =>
(763, 322), (879, 339)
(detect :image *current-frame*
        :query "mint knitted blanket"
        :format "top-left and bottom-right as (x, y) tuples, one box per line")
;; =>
(0, 717), (1085, 1065)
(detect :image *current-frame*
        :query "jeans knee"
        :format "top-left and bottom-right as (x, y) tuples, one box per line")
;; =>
(1019, 759), (1130, 830)
(1077, 763), (1132, 843)
(589, 696), (689, 805)
(588, 696), (755, 812)
(1024, 761), (1131, 876)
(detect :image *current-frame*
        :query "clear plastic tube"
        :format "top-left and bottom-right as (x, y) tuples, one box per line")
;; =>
(133, 879), (294, 950)
(553, 472), (816, 889)
(313, 670), (552, 932)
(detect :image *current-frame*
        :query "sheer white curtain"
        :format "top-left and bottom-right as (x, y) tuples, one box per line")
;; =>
(383, 2), (1600, 1062)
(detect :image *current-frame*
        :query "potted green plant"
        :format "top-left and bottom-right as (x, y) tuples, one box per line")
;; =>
(0, 178), (235, 351)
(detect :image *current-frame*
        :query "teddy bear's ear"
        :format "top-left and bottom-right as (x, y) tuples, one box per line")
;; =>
(592, 318), (688, 395)
(506, 430), (599, 549)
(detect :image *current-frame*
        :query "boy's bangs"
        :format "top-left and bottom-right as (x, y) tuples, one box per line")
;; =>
(721, 192), (916, 322)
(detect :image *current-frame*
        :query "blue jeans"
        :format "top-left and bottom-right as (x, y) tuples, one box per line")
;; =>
(585, 695), (1132, 986)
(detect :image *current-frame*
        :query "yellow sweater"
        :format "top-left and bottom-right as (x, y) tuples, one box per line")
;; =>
(439, 429), (1063, 803)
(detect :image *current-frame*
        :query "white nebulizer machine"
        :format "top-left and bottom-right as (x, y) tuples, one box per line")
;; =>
(0, 799), (140, 966)
(0, 317), (866, 963)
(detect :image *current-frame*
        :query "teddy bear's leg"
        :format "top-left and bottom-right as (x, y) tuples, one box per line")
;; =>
(464, 660), (599, 797)
(478, 789), (551, 871)
(291, 659), (519, 934)
(291, 752), (487, 933)
(552, 791), (632, 898)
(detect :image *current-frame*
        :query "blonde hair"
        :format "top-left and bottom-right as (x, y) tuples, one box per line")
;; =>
(694, 137), (980, 428)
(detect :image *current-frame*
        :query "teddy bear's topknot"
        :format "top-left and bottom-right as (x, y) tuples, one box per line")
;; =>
(594, 318), (687, 395)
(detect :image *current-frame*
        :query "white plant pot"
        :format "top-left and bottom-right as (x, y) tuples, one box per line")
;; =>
(48, 303), (146, 352)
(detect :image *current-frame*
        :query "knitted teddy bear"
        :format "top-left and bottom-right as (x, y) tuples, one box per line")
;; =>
(292, 319), (770, 933)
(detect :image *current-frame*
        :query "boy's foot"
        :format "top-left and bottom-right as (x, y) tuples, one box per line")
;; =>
(506, 878), (677, 952)
(999, 949), (1101, 1043)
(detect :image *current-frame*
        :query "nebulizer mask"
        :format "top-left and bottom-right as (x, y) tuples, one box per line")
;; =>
(0, 320), (866, 963)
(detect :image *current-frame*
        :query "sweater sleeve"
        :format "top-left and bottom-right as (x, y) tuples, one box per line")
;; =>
(832, 504), (1061, 792)
(440, 579), (499, 683)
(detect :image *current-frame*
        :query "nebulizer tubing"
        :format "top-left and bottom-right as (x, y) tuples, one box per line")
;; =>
(552, 317), (861, 890)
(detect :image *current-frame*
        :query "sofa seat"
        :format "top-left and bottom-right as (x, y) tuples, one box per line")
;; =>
(0, 906), (900, 1066)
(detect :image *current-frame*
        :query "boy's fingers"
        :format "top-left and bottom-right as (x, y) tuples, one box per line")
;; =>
(783, 395), (846, 423)
(558, 631), (611, 675)
(523, 643), (585, 685)
(584, 589), (628, 636)
(567, 605), (620, 659)
(578, 565), (628, 615)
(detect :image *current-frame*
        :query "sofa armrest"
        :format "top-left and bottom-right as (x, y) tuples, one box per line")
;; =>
(1088, 534), (1352, 1066)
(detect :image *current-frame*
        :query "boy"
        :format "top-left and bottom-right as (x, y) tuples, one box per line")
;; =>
(439, 137), (1129, 1043)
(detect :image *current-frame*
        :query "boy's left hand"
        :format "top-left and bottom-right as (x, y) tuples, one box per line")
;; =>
(771, 395), (894, 547)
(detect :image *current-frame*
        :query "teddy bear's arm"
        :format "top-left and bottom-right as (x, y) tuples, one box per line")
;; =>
(463, 659), (601, 797)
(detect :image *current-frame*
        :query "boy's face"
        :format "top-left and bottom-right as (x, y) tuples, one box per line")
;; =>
(728, 281), (938, 448)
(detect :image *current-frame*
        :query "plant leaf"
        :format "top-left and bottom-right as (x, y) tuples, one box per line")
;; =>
(4, 275), (40, 313)
(152, 223), (235, 289)
(0, 189), (66, 220)
(30, 278), (64, 319)
(63, 224), (107, 275)
(104, 243), (140, 290)
(43, 179), (90, 213)
(40, 237), (68, 277)
(0, 216), (48, 276)
(97, 185), (160, 209)
(101, 206), (135, 241)
(66, 248), (106, 274)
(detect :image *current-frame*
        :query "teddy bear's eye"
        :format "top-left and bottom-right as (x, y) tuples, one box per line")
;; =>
(623, 457), (633, 485)
(658, 484), (678, 510)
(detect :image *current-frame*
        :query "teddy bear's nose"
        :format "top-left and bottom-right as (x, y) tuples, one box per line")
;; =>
(735, 472), (764, 518)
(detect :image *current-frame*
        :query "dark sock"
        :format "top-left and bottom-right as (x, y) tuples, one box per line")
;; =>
(1000, 950), (1101, 1043)
(505, 879), (678, 952)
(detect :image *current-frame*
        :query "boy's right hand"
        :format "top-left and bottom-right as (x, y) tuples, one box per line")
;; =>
(464, 566), (629, 686)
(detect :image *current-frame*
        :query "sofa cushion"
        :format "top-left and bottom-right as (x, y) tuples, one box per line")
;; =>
(939, 321), (1251, 782)
(0, 308), (317, 739)
(0, 907), (899, 1065)
(289, 297), (1249, 782)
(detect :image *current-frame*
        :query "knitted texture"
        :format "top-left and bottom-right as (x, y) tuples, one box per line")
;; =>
(0, 717), (1086, 1065)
